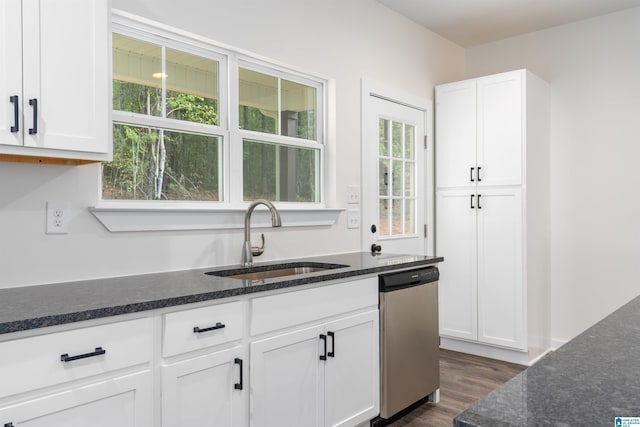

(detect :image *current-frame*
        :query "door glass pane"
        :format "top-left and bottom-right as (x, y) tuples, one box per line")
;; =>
(377, 116), (418, 238)
(281, 79), (316, 140)
(112, 34), (162, 116)
(243, 139), (320, 202)
(405, 162), (415, 197)
(104, 124), (221, 201)
(404, 199), (415, 234)
(391, 160), (402, 197)
(392, 199), (402, 235)
(379, 199), (389, 236)
(379, 119), (389, 157)
(165, 48), (219, 125)
(392, 121), (402, 158)
(379, 159), (389, 197)
(239, 68), (277, 134)
(404, 124), (415, 160)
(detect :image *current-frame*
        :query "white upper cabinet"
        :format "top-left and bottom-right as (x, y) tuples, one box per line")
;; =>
(436, 70), (524, 189)
(0, 0), (111, 161)
(435, 80), (476, 189)
(477, 72), (523, 187)
(0, 0), (23, 147)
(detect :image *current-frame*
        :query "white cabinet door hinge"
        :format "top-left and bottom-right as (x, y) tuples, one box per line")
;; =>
(424, 224), (428, 238)
(424, 135), (428, 149)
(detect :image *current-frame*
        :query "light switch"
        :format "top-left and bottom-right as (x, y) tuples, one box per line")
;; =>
(347, 210), (360, 229)
(347, 186), (361, 204)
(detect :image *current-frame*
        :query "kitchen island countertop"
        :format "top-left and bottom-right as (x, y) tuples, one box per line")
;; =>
(0, 252), (442, 335)
(454, 294), (640, 426)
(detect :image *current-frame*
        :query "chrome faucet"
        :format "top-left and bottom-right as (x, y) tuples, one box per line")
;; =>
(241, 199), (282, 267)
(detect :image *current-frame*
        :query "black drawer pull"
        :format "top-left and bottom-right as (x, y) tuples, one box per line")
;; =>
(234, 357), (243, 390)
(328, 331), (335, 358)
(60, 347), (106, 363)
(28, 98), (37, 135)
(477, 166), (482, 182)
(319, 334), (327, 360)
(470, 167), (475, 182)
(193, 322), (226, 333)
(477, 194), (483, 209)
(9, 96), (18, 133)
(470, 194), (475, 209)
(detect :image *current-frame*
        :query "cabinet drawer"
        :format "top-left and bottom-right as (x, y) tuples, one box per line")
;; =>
(0, 317), (152, 400)
(251, 277), (378, 336)
(163, 301), (243, 357)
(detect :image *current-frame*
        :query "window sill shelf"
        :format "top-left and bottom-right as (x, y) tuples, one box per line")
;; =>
(89, 203), (344, 232)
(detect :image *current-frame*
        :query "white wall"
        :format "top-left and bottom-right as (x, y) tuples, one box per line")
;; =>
(465, 8), (640, 343)
(0, 0), (464, 288)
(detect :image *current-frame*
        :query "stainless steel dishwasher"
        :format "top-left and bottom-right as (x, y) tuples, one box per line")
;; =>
(373, 266), (440, 426)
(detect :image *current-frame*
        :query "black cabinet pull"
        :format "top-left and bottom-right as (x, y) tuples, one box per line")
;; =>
(319, 334), (327, 360)
(9, 96), (18, 133)
(470, 167), (475, 182)
(60, 347), (106, 363)
(28, 98), (37, 135)
(234, 358), (243, 390)
(193, 322), (225, 333)
(328, 331), (335, 358)
(470, 194), (475, 209)
(477, 194), (482, 209)
(477, 166), (482, 182)
(5, 423), (15, 427)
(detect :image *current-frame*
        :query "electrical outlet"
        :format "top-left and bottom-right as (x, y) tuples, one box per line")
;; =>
(347, 185), (361, 204)
(347, 210), (360, 229)
(46, 201), (70, 234)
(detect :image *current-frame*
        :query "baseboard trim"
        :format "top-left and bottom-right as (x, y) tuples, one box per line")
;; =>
(440, 337), (550, 366)
(550, 339), (568, 350)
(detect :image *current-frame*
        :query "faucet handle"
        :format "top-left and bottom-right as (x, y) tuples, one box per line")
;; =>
(251, 233), (266, 256)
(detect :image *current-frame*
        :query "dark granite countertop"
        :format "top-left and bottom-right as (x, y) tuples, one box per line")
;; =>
(0, 252), (442, 335)
(454, 294), (640, 426)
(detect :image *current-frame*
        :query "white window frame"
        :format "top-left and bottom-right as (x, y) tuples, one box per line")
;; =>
(91, 9), (341, 232)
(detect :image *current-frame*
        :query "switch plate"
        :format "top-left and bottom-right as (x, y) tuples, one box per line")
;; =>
(347, 185), (361, 204)
(347, 210), (360, 229)
(46, 201), (70, 234)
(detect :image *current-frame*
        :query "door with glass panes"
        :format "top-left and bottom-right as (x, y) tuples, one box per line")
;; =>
(362, 94), (428, 255)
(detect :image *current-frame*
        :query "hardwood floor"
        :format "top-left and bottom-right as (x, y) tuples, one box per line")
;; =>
(389, 349), (527, 427)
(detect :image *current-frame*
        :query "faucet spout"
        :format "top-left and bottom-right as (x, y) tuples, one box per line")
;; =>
(242, 199), (282, 267)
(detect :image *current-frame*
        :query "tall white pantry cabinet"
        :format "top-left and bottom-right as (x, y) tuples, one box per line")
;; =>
(435, 69), (551, 365)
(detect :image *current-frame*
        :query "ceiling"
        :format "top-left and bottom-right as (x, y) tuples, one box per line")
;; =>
(376, 0), (640, 47)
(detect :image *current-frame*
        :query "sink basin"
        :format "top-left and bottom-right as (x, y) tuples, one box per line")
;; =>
(205, 262), (348, 281)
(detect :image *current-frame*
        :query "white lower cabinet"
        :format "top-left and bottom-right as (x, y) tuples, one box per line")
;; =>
(0, 368), (152, 427)
(0, 277), (381, 427)
(437, 188), (524, 349)
(162, 346), (246, 427)
(250, 310), (379, 427)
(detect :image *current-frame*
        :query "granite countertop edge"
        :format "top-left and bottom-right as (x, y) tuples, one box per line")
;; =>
(1, 252), (443, 335)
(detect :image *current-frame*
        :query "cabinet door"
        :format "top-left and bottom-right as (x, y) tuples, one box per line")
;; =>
(436, 189), (478, 340)
(162, 346), (246, 427)
(324, 310), (379, 427)
(477, 71), (523, 187)
(250, 325), (323, 427)
(21, 0), (109, 154)
(477, 188), (524, 349)
(0, 0), (22, 147)
(435, 80), (476, 189)
(0, 371), (152, 427)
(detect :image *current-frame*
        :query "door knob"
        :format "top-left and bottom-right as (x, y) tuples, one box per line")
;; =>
(371, 244), (382, 255)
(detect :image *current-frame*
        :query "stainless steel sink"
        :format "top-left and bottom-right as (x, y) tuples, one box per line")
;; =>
(205, 262), (348, 281)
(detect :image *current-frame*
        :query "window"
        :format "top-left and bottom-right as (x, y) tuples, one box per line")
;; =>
(103, 22), (325, 206)
(378, 118), (417, 236)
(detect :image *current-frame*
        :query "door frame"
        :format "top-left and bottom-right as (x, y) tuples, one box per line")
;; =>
(360, 78), (434, 255)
